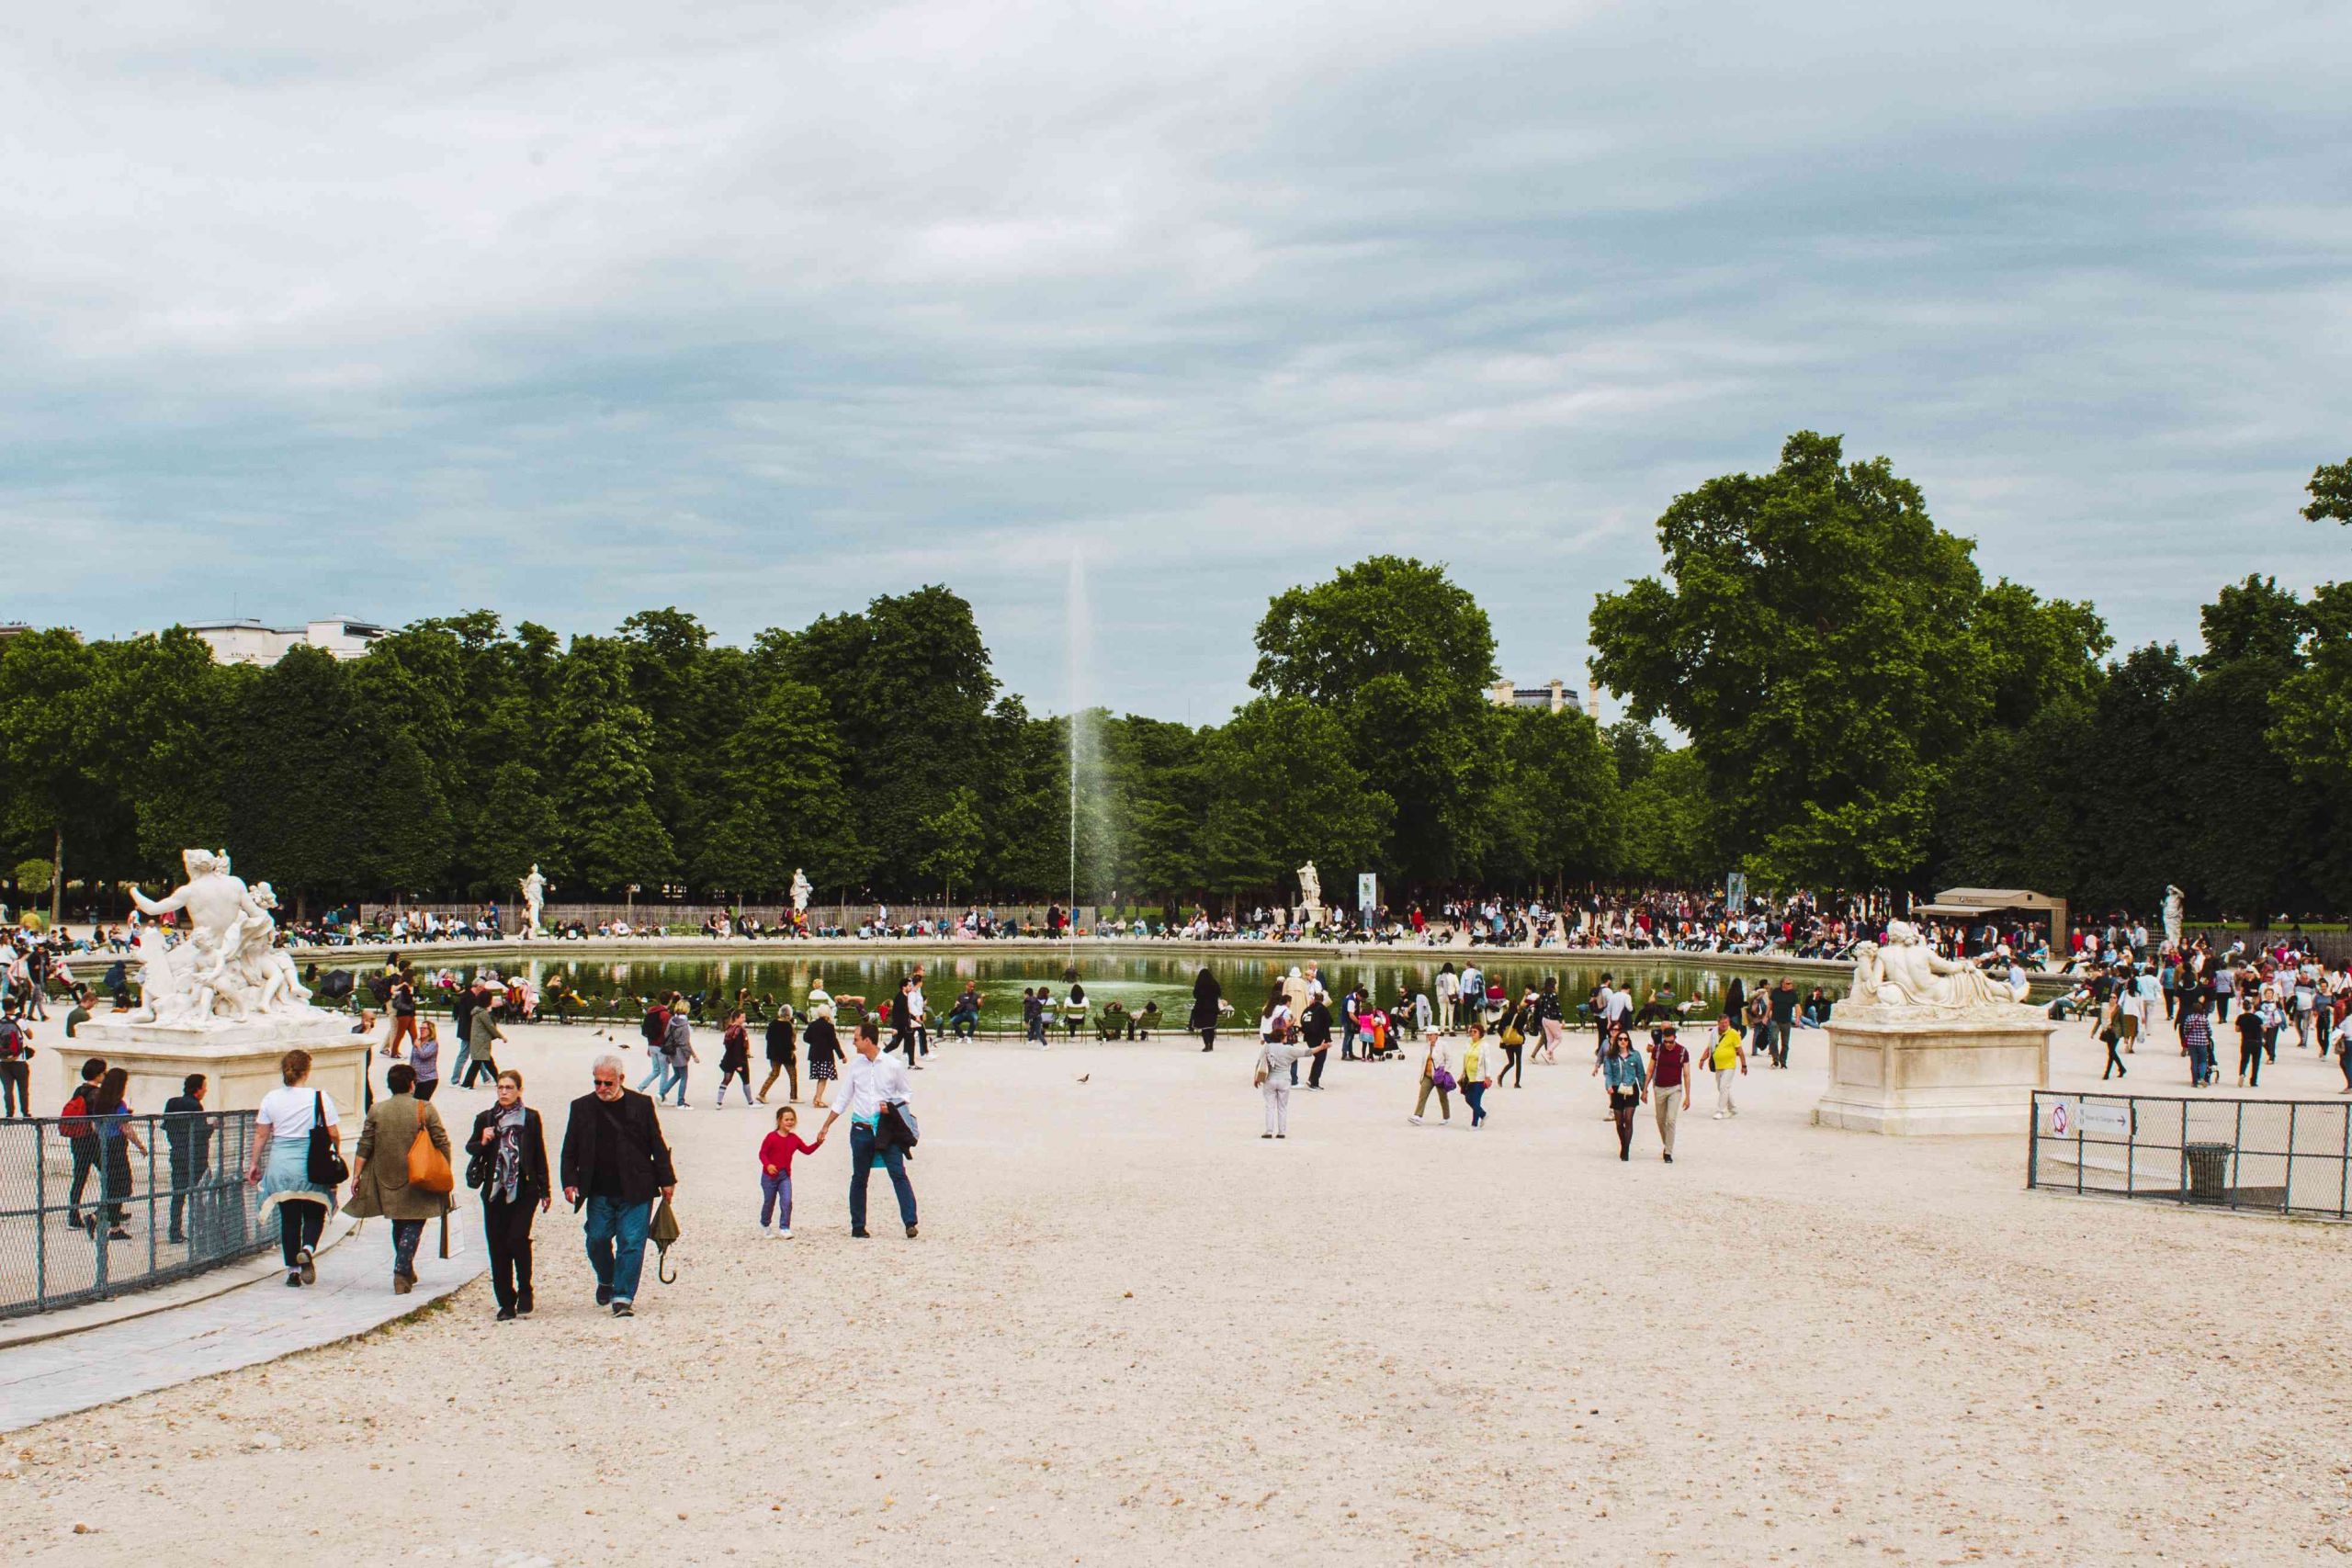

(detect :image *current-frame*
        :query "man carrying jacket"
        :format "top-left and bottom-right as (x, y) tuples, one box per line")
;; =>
(560, 1055), (677, 1318)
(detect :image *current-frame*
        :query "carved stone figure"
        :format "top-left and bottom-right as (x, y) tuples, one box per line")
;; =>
(2163, 885), (2185, 951)
(125, 849), (322, 1027)
(520, 863), (550, 937)
(1849, 920), (2024, 1015)
(1296, 860), (1322, 912)
(791, 868), (813, 914)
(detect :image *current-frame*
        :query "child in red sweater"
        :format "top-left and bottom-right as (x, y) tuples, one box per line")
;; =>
(759, 1106), (822, 1238)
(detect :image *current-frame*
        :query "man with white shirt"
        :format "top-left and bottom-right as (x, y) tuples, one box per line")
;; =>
(815, 1019), (919, 1239)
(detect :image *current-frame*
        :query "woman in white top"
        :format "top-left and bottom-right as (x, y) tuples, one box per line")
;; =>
(247, 1049), (344, 1288)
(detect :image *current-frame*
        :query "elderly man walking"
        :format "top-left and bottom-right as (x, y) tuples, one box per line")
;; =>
(814, 1020), (918, 1239)
(560, 1055), (677, 1317)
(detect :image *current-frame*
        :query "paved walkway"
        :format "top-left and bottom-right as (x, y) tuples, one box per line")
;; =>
(0, 1212), (483, 1433)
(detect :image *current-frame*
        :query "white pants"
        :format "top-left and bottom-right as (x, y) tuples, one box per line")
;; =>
(1261, 1082), (1291, 1135)
(1713, 1068), (1737, 1114)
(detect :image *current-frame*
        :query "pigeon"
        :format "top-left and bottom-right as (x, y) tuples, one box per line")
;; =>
(1076, 1074), (1091, 1084)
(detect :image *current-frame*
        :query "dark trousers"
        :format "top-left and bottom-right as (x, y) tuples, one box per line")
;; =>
(1770, 1022), (1792, 1067)
(390, 1219), (425, 1280)
(0, 1059), (28, 1117)
(101, 1141), (133, 1225)
(1307, 1045), (1329, 1088)
(168, 1156), (209, 1238)
(413, 1078), (439, 1101)
(458, 1054), (499, 1089)
(2240, 1042), (2263, 1085)
(278, 1201), (324, 1267)
(1498, 1043), (1523, 1087)
(2102, 1035), (2126, 1078)
(482, 1194), (536, 1311)
(67, 1136), (100, 1221)
(892, 1025), (917, 1066)
(848, 1122), (916, 1234)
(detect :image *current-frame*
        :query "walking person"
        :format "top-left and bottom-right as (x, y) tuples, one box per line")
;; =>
(812, 1020), (919, 1239)
(1601, 1029), (1648, 1161)
(662, 1006), (698, 1109)
(758, 1105), (823, 1237)
(1190, 967), (1224, 1052)
(716, 1010), (757, 1106)
(0, 1006), (32, 1118)
(1707, 1015), (1747, 1118)
(2098, 992), (2128, 1079)
(1302, 989), (1334, 1089)
(1459, 1021), (1492, 1128)
(759, 1005), (799, 1104)
(1647, 1021), (1691, 1163)
(1252, 1021), (1329, 1139)
(410, 1019), (443, 1101)
(1410, 1032), (1454, 1126)
(635, 994), (672, 1094)
(344, 1063), (455, 1294)
(2179, 998), (2215, 1089)
(380, 968), (419, 1061)
(465, 1069), (550, 1322)
(248, 1050), (342, 1289)
(2234, 1003), (2265, 1089)
(61, 1055), (107, 1230)
(1769, 979), (1799, 1069)
(88, 1067), (148, 1240)
(458, 987), (503, 1089)
(889, 976), (919, 1067)
(804, 1007), (843, 1108)
(1494, 993), (1528, 1088)
(162, 1073), (213, 1244)
(560, 1055), (678, 1317)
(1535, 977), (1566, 1065)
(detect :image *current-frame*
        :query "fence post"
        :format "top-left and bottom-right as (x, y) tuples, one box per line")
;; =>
(2027, 1093), (2038, 1190)
(147, 1117), (159, 1275)
(33, 1121), (48, 1314)
(2231, 1100), (2245, 1212)
(2286, 1102), (2298, 1215)
(2341, 1102), (2349, 1222)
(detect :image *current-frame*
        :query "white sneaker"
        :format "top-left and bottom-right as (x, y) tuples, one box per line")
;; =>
(778, 1228), (794, 1240)
(1408, 1114), (1423, 1125)
(1712, 1111), (1725, 1120)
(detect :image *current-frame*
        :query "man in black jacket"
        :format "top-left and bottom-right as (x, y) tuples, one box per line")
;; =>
(560, 1055), (677, 1318)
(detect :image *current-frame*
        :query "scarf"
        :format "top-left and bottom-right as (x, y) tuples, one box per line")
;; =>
(492, 1103), (527, 1202)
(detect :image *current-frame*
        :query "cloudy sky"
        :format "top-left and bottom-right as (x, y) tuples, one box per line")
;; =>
(6, 1), (2347, 718)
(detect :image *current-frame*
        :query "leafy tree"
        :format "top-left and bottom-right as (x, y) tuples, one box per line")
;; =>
(1201, 696), (1393, 899)
(0, 628), (130, 920)
(233, 647), (369, 903)
(1485, 706), (1619, 889)
(548, 637), (673, 889)
(692, 676), (862, 894)
(2305, 457), (2352, 525)
(917, 787), (985, 903)
(1251, 556), (1497, 880)
(1591, 432), (1991, 886)
(14, 859), (52, 898)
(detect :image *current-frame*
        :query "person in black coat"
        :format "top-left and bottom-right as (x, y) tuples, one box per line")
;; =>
(560, 1056), (677, 1318)
(162, 1073), (214, 1245)
(759, 1006), (798, 1104)
(1190, 967), (1223, 1053)
(467, 1068), (553, 1322)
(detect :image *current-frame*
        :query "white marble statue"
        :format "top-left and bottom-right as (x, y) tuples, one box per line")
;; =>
(2162, 885), (2185, 951)
(790, 867), (813, 914)
(1297, 860), (1322, 912)
(126, 849), (319, 1027)
(1849, 919), (2031, 1017)
(520, 863), (549, 938)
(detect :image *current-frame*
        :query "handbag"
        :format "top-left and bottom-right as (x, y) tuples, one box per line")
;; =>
(1431, 1066), (1456, 1092)
(305, 1091), (348, 1186)
(407, 1109), (455, 1195)
(1499, 1023), (1524, 1047)
(1251, 1049), (1270, 1089)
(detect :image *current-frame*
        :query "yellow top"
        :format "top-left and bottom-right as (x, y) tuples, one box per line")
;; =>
(1711, 1028), (1741, 1071)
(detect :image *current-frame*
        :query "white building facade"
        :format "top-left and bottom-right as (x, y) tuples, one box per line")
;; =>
(186, 617), (388, 666)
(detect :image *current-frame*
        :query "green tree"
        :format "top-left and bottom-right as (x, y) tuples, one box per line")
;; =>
(1250, 556), (1498, 881)
(1484, 706), (1620, 890)
(691, 676), (863, 894)
(1591, 432), (1990, 886)
(917, 787), (985, 903)
(233, 647), (369, 903)
(0, 628), (127, 921)
(1201, 697), (1393, 900)
(548, 637), (673, 889)
(2304, 457), (2352, 525)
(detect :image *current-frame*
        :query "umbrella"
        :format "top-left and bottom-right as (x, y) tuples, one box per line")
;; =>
(649, 1194), (681, 1283)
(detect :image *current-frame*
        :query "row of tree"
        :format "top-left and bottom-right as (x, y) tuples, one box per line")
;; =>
(4, 434), (2346, 919)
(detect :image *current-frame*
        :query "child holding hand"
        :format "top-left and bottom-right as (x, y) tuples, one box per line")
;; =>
(759, 1106), (822, 1239)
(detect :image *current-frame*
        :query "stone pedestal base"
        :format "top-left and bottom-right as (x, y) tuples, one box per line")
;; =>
(74, 1012), (369, 1118)
(1813, 1012), (2056, 1136)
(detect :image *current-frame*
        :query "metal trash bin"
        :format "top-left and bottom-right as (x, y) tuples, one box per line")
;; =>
(2182, 1141), (2233, 1202)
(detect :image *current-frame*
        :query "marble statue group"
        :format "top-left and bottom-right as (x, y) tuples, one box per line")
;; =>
(1847, 919), (2030, 1017)
(127, 849), (315, 1026)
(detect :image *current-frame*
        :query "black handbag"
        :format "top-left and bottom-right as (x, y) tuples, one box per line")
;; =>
(305, 1090), (348, 1186)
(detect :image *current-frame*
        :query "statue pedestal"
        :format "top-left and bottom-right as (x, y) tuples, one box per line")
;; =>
(75, 1012), (370, 1119)
(1813, 1012), (2055, 1136)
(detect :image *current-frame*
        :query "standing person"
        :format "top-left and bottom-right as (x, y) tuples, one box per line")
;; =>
(2178, 998), (2215, 1089)
(803, 1006), (843, 1109)
(1253, 1022), (1329, 1139)
(756, 1105), (822, 1238)
(2234, 1001), (2265, 1089)
(1301, 989), (1334, 1089)
(465, 1069), (550, 1322)
(716, 1010), (757, 1106)
(410, 1019), (443, 1101)
(344, 1063), (454, 1295)
(0, 1007), (32, 1118)
(1190, 967), (1224, 1053)
(61, 1055), (106, 1231)
(1707, 1016), (1747, 1119)
(381, 968), (419, 1061)
(1535, 977), (1566, 1065)
(1769, 979), (1799, 1069)
(460, 997), (504, 1090)
(449, 980), (479, 1083)
(1601, 1030), (1648, 1161)
(662, 1006), (698, 1109)
(248, 1050), (342, 1289)
(163, 1073), (213, 1244)
(1410, 1032), (1453, 1126)
(560, 1055), (679, 1318)
(1647, 1022), (1691, 1163)
(1258, 981), (1295, 1086)
(88, 1067), (148, 1240)
(888, 976), (919, 1066)
(812, 1020), (919, 1239)
(907, 969), (930, 1063)
(1745, 987), (1775, 1070)
(759, 1005), (799, 1104)
(1459, 1021), (1492, 1129)
(1435, 964), (1460, 1031)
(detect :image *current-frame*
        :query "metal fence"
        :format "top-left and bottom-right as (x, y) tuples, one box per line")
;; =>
(0, 1111), (270, 1319)
(2028, 1090), (2352, 1220)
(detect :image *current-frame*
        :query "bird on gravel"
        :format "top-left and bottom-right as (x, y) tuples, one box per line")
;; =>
(1077, 1074), (1091, 1084)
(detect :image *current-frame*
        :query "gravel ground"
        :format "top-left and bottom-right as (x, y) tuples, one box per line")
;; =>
(3, 1014), (2347, 1565)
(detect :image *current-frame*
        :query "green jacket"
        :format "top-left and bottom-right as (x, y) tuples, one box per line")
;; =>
(343, 1092), (455, 1222)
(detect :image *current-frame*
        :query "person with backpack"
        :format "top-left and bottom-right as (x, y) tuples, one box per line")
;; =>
(0, 1008), (32, 1119)
(87, 1067), (148, 1240)
(61, 1055), (107, 1230)
(662, 1006), (699, 1109)
(635, 994), (673, 1096)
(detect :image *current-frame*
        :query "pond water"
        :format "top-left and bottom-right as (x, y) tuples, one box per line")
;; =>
(380, 950), (1845, 1034)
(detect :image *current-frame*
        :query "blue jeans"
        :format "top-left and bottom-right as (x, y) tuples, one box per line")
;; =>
(760, 1171), (793, 1228)
(1464, 1082), (1487, 1125)
(391, 1219), (424, 1280)
(635, 1057), (666, 1094)
(582, 1194), (652, 1303)
(848, 1122), (916, 1234)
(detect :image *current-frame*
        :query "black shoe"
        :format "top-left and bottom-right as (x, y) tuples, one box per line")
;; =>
(594, 1284), (613, 1306)
(1276, 1134), (1286, 1139)
(516, 1294), (534, 1317)
(107, 1227), (131, 1242)
(495, 1307), (517, 1322)
(1664, 1153), (1674, 1163)
(1261, 1133), (1272, 1139)
(167, 1232), (186, 1245)
(611, 1302), (634, 1318)
(286, 1271), (303, 1287)
(851, 1229), (871, 1238)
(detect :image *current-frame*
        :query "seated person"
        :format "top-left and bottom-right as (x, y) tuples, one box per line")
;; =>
(1128, 1000), (1159, 1040)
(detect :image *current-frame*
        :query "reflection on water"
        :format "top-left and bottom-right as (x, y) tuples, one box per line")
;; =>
(409, 950), (1843, 1034)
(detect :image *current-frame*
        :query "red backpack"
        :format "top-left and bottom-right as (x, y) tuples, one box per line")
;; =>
(59, 1090), (94, 1139)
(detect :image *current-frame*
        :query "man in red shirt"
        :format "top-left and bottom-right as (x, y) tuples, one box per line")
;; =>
(1647, 1022), (1693, 1164)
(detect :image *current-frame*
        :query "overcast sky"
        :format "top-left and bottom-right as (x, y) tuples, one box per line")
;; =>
(6, 1), (2347, 719)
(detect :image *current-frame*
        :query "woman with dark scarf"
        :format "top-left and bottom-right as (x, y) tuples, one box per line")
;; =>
(466, 1069), (550, 1322)
(1190, 967), (1225, 1053)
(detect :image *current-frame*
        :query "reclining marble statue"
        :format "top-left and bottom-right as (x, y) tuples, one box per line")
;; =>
(1845, 919), (2033, 1017)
